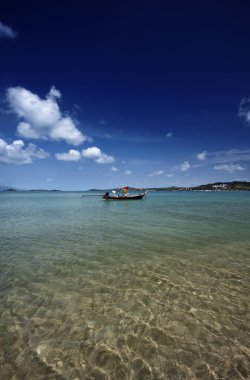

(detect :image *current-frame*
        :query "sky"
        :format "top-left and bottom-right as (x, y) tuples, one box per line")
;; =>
(1, 1), (250, 190)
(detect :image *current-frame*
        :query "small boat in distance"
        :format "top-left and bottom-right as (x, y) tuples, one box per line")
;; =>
(102, 187), (146, 201)
(102, 192), (146, 200)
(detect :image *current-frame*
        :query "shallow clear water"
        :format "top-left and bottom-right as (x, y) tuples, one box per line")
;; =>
(0, 191), (250, 379)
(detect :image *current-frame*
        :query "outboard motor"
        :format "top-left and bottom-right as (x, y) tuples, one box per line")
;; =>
(103, 192), (109, 199)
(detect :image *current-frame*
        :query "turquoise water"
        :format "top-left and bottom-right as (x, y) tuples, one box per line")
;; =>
(0, 191), (250, 379)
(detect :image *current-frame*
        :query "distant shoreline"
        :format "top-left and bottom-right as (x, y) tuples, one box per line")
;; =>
(1, 181), (250, 193)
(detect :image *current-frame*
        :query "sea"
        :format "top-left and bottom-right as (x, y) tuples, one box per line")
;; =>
(0, 191), (250, 380)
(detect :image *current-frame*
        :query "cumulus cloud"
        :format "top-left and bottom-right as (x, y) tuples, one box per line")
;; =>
(214, 163), (246, 173)
(166, 132), (173, 138)
(238, 97), (250, 125)
(111, 166), (119, 172)
(0, 21), (17, 39)
(55, 149), (81, 161)
(7, 86), (86, 145)
(197, 151), (207, 161)
(82, 147), (102, 159)
(0, 138), (49, 164)
(180, 161), (191, 171)
(82, 146), (114, 164)
(148, 170), (164, 177)
(55, 146), (115, 164)
(95, 154), (115, 164)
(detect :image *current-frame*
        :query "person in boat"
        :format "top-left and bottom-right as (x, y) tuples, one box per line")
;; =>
(103, 191), (109, 199)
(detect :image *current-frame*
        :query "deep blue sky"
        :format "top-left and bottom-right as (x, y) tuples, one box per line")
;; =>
(1, 1), (250, 190)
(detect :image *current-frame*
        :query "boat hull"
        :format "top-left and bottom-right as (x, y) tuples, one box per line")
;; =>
(102, 193), (145, 200)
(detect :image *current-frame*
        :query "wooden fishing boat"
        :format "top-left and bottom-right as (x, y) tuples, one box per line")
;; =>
(102, 192), (145, 200)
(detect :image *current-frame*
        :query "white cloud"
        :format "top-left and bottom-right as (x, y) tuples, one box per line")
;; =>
(0, 138), (49, 164)
(95, 153), (115, 164)
(49, 117), (84, 145)
(82, 146), (114, 164)
(55, 149), (81, 162)
(0, 21), (17, 39)
(17, 122), (41, 139)
(238, 97), (250, 125)
(148, 170), (164, 177)
(82, 146), (102, 159)
(7, 86), (86, 145)
(48, 86), (61, 99)
(214, 163), (246, 173)
(26, 143), (49, 159)
(124, 169), (132, 175)
(166, 132), (173, 138)
(197, 151), (207, 161)
(111, 166), (119, 172)
(180, 161), (191, 171)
